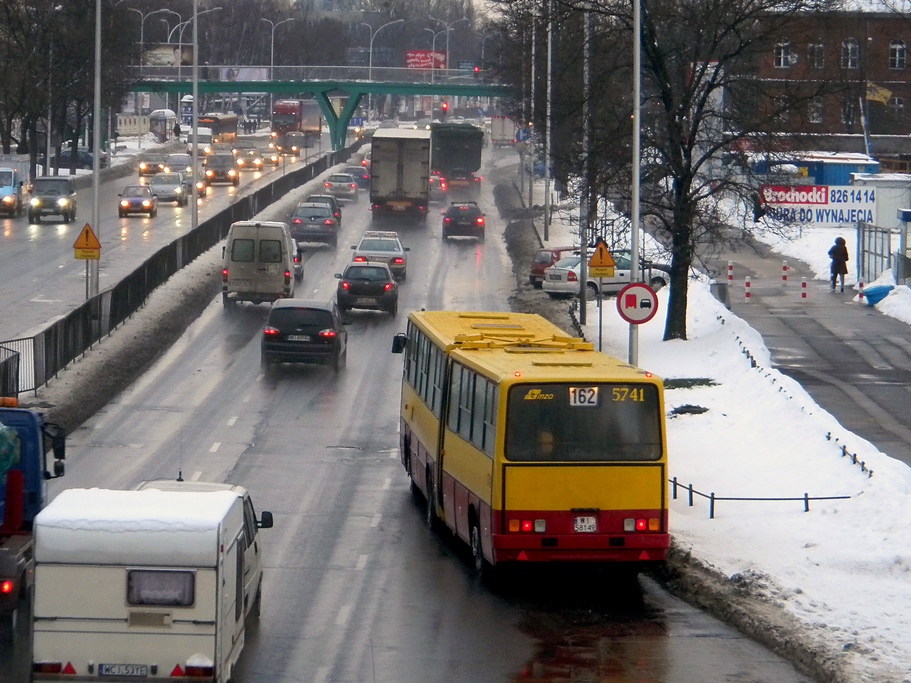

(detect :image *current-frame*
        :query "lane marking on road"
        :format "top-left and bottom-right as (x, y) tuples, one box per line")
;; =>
(370, 514), (381, 528)
(314, 667), (330, 683)
(383, 477), (391, 490)
(29, 296), (62, 303)
(209, 442), (220, 453)
(190, 470), (202, 481)
(356, 554), (368, 571)
(335, 604), (352, 627)
(243, 393), (252, 402)
(227, 416), (237, 426)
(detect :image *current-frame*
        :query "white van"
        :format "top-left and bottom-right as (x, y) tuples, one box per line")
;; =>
(222, 221), (297, 308)
(186, 126), (214, 154)
(31, 485), (273, 683)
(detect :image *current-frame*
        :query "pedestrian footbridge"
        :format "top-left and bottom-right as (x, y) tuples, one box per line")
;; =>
(131, 65), (514, 150)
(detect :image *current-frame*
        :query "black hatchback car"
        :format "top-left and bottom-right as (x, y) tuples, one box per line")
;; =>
(442, 201), (486, 241)
(204, 154), (239, 186)
(261, 299), (347, 372)
(306, 194), (343, 225)
(290, 202), (340, 247)
(335, 262), (398, 316)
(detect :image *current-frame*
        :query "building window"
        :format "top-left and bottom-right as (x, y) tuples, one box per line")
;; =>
(774, 41), (793, 68)
(841, 99), (857, 125)
(808, 42), (825, 69)
(808, 98), (823, 124)
(842, 39), (859, 69)
(773, 96), (789, 123)
(890, 40), (906, 70)
(889, 97), (904, 118)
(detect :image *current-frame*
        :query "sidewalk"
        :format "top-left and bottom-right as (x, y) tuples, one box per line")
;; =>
(705, 243), (911, 465)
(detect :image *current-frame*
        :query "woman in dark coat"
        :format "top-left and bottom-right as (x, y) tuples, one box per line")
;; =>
(828, 236), (849, 292)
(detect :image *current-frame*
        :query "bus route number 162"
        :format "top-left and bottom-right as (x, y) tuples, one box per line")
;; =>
(569, 386), (599, 407)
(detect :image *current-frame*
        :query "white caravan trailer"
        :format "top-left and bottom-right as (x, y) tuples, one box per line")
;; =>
(31, 486), (273, 683)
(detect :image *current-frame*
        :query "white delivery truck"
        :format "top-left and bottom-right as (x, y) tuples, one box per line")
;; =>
(369, 128), (431, 222)
(31, 484), (273, 683)
(489, 116), (518, 147)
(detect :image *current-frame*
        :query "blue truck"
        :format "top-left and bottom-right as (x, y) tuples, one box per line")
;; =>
(0, 163), (26, 217)
(0, 398), (65, 624)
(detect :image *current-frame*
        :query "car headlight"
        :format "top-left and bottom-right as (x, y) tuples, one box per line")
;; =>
(206, 170), (213, 177)
(120, 200), (130, 208)
(175, 187), (183, 194)
(228, 170), (236, 176)
(141, 200), (151, 208)
(29, 198), (40, 207)
(1, 196), (12, 205)
(57, 198), (69, 207)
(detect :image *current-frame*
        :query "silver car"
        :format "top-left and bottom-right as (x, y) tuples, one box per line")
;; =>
(350, 230), (409, 281)
(542, 250), (670, 299)
(323, 173), (359, 202)
(148, 172), (189, 206)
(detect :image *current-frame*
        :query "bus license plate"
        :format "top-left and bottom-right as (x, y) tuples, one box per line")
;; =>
(574, 516), (598, 533)
(99, 664), (148, 677)
(286, 335), (311, 342)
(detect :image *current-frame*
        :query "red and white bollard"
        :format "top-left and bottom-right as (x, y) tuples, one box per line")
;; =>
(727, 261), (734, 286)
(782, 261), (789, 285)
(858, 278), (865, 302)
(801, 277), (808, 301)
(745, 276), (751, 303)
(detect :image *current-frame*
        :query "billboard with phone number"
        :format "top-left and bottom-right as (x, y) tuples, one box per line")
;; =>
(760, 185), (875, 226)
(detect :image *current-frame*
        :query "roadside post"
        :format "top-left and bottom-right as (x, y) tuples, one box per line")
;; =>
(588, 240), (616, 351)
(73, 224), (101, 300)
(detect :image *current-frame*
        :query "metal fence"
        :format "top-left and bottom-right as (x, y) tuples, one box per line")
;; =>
(857, 221), (897, 284)
(2, 143), (358, 397)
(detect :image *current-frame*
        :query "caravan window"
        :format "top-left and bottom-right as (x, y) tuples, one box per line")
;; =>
(127, 570), (195, 606)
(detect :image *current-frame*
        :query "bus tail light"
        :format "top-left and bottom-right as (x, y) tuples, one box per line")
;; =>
(185, 665), (215, 677)
(624, 517), (660, 532)
(509, 519), (545, 532)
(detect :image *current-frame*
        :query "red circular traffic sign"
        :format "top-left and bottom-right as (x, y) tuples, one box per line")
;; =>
(616, 282), (659, 324)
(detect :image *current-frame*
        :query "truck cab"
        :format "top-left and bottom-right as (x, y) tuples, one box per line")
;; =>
(0, 167), (25, 217)
(0, 398), (65, 618)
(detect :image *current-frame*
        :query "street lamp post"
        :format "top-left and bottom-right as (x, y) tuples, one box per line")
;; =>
(174, 8), (221, 115)
(424, 28), (446, 84)
(129, 8), (179, 75)
(261, 18), (294, 124)
(430, 16), (469, 78)
(360, 19), (404, 121)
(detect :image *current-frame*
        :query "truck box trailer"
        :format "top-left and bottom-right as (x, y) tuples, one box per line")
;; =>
(369, 128), (431, 222)
(32, 485), (273, 683)
(489, 116), (518, 147)
(430, 123), (484, 197)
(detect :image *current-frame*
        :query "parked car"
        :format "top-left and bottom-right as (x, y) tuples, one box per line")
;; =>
(541, 249), (670, 299)
(39, 148), (108, 170)
(148, 172), (189, 206)
(323, 173), (359, 202)
(343, 165), (371, 190)
(305, 194), (342, 225)
(137, 153), (168, 176)
(334, 262), (398, 316)
(529, 244), (578, 289)
(290, 202), (340, 247)
(118, 184), (159, 218)
(350, 230), (409, 281)
(261, 299), (348, 372)
(441, 201), (485, 240)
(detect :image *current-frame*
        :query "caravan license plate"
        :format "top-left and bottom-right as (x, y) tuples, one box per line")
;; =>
(574, 516), (598, 533)
(99, 664), (148, 677)
(286, 335), (311, 342)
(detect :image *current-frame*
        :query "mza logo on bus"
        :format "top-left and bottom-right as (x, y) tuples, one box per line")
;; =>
(759, 184), (875, 226)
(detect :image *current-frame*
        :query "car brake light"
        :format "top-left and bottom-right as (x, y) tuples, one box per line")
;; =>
(284, 270), (291, 283)
(567, 271), (578, 282)
(263, 326), (280, 336)
(353, 256), (367, 262)
(350, 183), (357, 188)
(475, 176), (483, 182)
(318, 329), (337, 339)
(393, 257), (404, 265)
(292, 218), (302, 224)
(340, 281), (350, 290)
(184, 665), (214, 677)
(324, 182), (331, 188)
(222, 269), (228, 282)
(1, 579), (14, 594)
(384, 282), (394, 291)
(324, 219), (334, 225)
(294, 253), (301, 264)
(444, 217), (451, 224)
(476, 217), (484, 225)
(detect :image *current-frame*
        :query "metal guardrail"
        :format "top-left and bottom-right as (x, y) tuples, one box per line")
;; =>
(1, 142), (360, 397)
(669, 477), (852, 519)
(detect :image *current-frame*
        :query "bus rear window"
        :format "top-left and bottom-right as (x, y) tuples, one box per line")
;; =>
(505, 383), (663, 462)
(127, 570), (195, 606)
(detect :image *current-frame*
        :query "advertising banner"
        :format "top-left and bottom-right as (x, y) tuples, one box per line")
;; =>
(220, 67), (270, 81)
(143, 43), (193, 67)
(760, 185), (876, 226)
(405, 50), (446, 70)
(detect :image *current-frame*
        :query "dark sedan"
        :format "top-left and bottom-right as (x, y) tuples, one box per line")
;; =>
(334, 262), (398, 316)
(261, 299), (348, 372)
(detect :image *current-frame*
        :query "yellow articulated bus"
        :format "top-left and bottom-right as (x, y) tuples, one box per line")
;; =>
(391, 310), (669, 571)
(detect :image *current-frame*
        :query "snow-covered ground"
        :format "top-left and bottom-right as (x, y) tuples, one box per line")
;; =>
(532, 189), (911, 683)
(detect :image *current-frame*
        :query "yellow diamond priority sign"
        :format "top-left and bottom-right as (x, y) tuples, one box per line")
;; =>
(73, 223), (101, 260)
(588, 240), (615, 278)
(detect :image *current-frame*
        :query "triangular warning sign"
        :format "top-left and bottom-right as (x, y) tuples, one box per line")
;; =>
(73, 224), (101, 250)
(588, 240), (616, 268)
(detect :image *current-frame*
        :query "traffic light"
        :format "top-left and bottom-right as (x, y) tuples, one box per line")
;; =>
(441, 101), (449, 117)
(473, 65), (480, 78)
